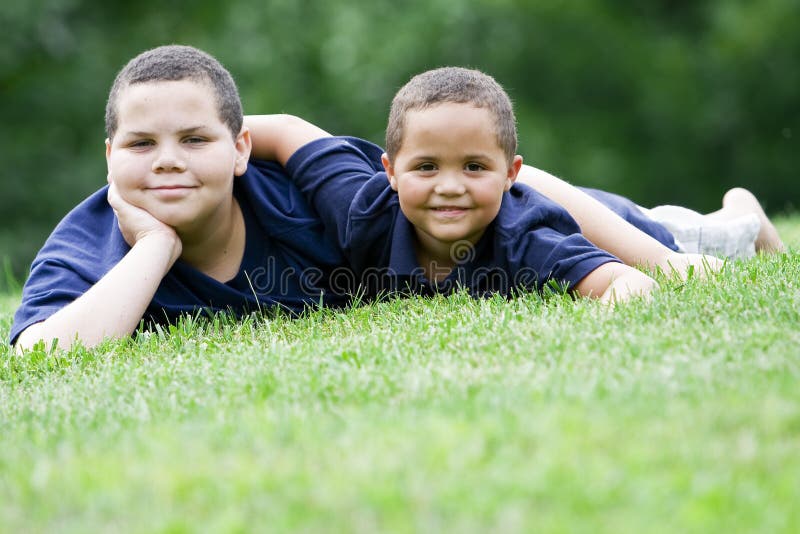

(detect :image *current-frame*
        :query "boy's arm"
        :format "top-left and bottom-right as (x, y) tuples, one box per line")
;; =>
(247, 114), (387, 256)
(15, 184), (182, 351)
(573, 262), (657, 303)
(510, 191), (657, 305)
(516, 165), (722, 278)
(244, 114), (331, 166)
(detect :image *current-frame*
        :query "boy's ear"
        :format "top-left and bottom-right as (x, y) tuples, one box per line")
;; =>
(105, 139), (113, 183)
(381, 153), (398, 191)
(233, 126), (252, 176)
(506, 155), (523, 191)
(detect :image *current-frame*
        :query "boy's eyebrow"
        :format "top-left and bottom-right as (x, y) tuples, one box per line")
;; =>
(463, 153), (493, 160)
(411, 152), (492, 160)
(175, 125), (210, 134)
(406, 152), (494, 161)
(121, 125), (210, 137)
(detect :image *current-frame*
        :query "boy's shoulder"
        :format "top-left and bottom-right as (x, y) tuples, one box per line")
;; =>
(10, 186), (129, 344)
(488, 183), (620, 286)
(493, 183), (584, 239)
(286, 136), (385, 174)
(36, 185), (129, 269)
(285, 135), (399, 220)
(239, 157), (334, 237)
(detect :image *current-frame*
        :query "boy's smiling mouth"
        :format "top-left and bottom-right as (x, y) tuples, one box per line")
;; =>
(430, 205), (470, 216)
(146, 184), (198, 198)
(148, 185), (195, 189)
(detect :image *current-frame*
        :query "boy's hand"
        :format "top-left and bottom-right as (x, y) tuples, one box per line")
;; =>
(107, 182), (182, 264)
(657, 252), (724, 281)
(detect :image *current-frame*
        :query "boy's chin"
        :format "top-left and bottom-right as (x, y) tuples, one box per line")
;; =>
(146, 211), (194, 233)
(436, 230), (483, 246)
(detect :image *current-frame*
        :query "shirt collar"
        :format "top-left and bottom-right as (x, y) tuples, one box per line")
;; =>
(387, 211), (495, 279)
(388, 211), (423, 276)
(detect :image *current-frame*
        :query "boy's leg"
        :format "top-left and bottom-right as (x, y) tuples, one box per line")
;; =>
(644, 202), (761, 260)
(705, 188), (786, 253)
(515, 165), (723, 278)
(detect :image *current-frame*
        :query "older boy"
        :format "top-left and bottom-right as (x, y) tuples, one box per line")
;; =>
(249, 68), (657, 302)
(11, 45), (349, 350)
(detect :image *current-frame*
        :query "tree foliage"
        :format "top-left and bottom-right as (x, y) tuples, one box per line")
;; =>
(1, 0), (798, 283)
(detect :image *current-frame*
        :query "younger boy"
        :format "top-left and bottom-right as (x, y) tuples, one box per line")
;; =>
(247, 67), (784, 295)
(249, 67), (658, 302)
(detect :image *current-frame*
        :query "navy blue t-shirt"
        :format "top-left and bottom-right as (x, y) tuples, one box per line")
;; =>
(285, 137), (626, 299)
(10, 159), (348, 344)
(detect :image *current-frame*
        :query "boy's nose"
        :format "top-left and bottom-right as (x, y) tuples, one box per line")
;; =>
(152, 146), (187, 173)
(433, 172), (467, 196)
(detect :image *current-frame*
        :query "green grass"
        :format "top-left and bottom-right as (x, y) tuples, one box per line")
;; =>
(1, 219), (799, 533)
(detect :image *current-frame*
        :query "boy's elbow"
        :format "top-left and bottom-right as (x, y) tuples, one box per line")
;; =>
(13, 321), (97, 353)
(13, 322), (46, 353)
(575, 262), (657, 303)
(600, 268), (658, 303)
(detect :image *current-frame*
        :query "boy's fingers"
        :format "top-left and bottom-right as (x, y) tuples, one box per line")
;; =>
(664, 253), (724, 281)
(106, 182), (120, 207)
(107, 183), (141, 216)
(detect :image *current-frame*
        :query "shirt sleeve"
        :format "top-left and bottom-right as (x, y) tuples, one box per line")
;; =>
(9, 188), (128, 345)
(516, 229), (621, 293)
(499, 187), (622, 293)
(9, 259), (95, 344)
(284, 136), (390, 255)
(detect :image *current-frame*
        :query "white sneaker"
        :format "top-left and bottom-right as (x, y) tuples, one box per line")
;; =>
(639, 205), (761, 260)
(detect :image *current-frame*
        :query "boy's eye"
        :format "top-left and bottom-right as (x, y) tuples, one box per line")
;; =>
(416, 163), (437, 172)
(183, 136), (207, 144)
(128, 139), (154, 148)
(465, 162), (485, 172)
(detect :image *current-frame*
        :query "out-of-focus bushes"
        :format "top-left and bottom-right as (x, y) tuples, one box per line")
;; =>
(1, 0), (797, 287)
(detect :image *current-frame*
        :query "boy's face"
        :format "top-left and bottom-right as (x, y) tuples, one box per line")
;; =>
(105, 80), (250, 235)
(382, 102), (522, 253)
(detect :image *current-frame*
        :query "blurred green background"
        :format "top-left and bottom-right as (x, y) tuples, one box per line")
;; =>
(1, 0), (798, 289)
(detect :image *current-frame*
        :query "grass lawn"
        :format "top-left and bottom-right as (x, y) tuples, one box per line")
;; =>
(1, 217), (799, 533)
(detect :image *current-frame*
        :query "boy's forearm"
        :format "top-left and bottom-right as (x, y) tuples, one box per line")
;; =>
(14, 234), (179, 351)
(244, 114), (332, 165)
(516, 165), (673, 270)
(656, 251), (724, 280)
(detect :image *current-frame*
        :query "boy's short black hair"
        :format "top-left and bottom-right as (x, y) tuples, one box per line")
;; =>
(105, 45), (243, 140)
(385, 67), (518, 164)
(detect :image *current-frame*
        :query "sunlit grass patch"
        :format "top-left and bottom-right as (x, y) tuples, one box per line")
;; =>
(1, 219), (798, 532)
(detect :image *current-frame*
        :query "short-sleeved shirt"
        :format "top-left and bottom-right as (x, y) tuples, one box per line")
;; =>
(9, 159), (348, 344)
(285, 137), (624, 299)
